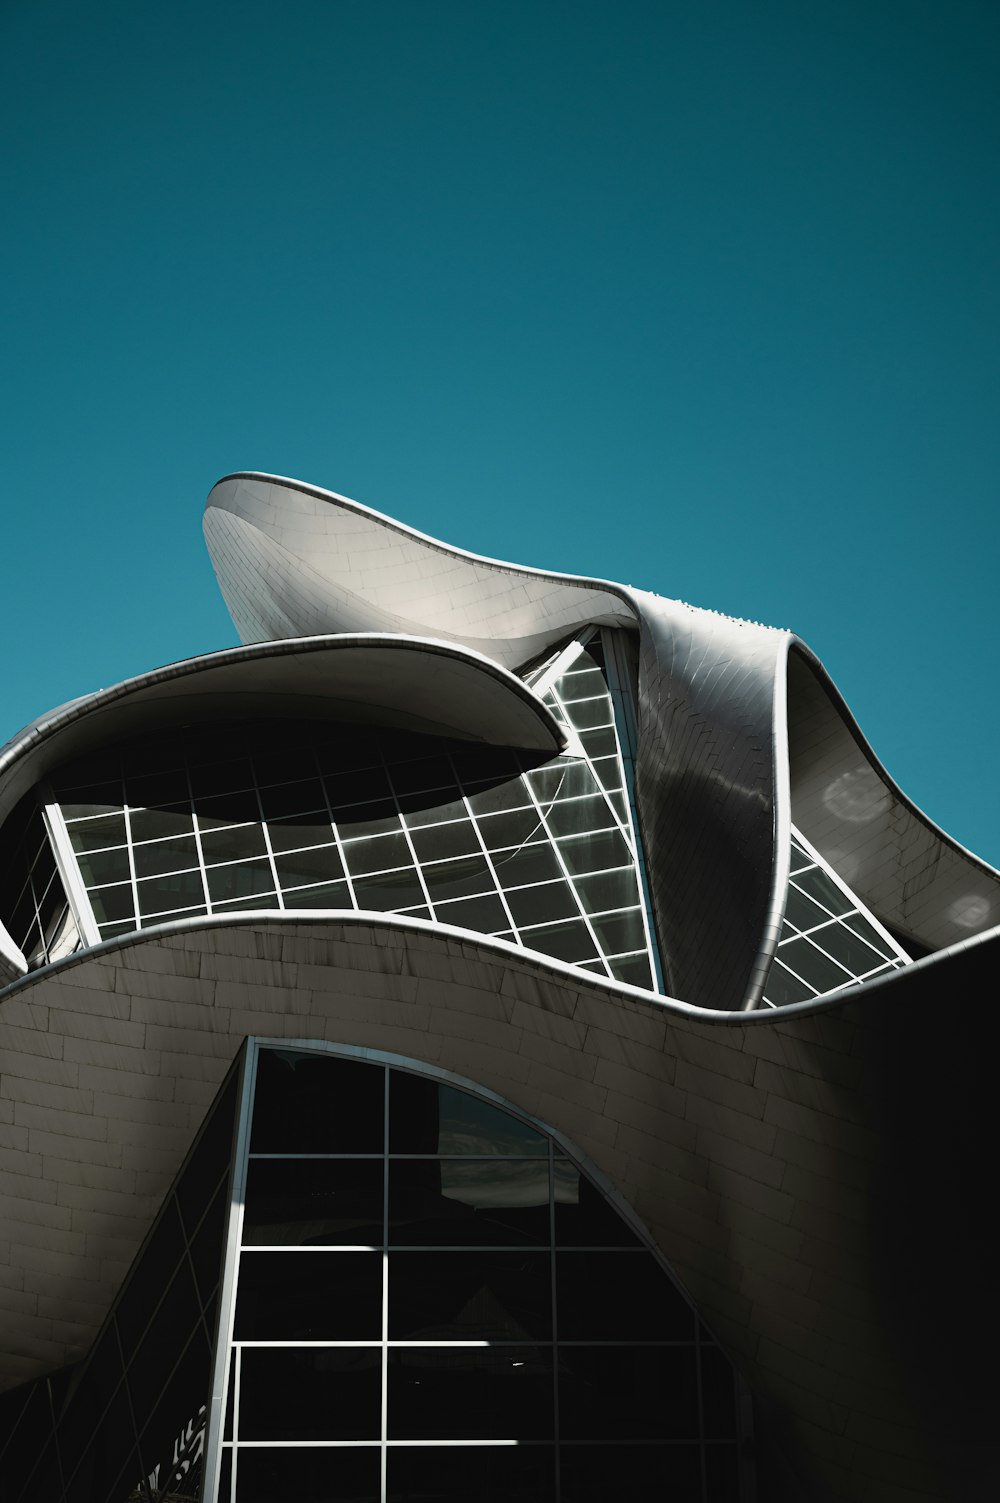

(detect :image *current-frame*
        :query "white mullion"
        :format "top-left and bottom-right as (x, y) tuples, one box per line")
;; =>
(39, 785), (103, 949)
(122, 803), (142, 931)
(184, 762), (213, 916)
(381, 1066), (390, 1503)
(451, 760), (523, 943)
(248, 761), (285, 911)
(790, 823), (911, 962)
(201, 1042), (256, 1503)
(517, 777), (612, 976)
(600, 627), (665, 994)
(312, 747), (360, 912)
(376, 750), (435, 917)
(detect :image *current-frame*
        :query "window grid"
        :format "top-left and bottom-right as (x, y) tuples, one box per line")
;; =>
(50, 645), (656, 988)
(214, 1047), (742, 1501)
(762, 830), (910, 1008)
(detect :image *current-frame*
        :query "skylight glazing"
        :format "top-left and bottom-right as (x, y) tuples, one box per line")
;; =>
(40, 645), (657, 988)
(762, 831), (910, 1008)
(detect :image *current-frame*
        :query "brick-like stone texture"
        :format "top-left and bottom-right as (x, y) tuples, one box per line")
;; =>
(1, 918), (995, 1501)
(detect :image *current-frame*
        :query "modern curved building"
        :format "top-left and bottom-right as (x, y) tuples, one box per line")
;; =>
(0, 473), (996, 1502)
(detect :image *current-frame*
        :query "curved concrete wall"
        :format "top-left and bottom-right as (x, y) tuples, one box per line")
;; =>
(2, 917), (995, 1499)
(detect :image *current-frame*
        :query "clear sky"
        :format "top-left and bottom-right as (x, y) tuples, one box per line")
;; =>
(2, 0), (997, 863)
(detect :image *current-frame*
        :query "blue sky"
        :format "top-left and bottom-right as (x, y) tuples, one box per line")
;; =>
(2, 0), (997, 862)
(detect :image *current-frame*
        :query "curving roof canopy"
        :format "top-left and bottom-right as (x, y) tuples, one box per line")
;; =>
(203, 472), (1000, 1009)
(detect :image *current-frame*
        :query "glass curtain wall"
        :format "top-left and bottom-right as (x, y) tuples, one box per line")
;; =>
(208, 1044), (746, 1503)
(762, 830), (910, 1007)
(0, 1063), (240, 1503)
(0, 793), (80, 970)
(40, 645), (657, 989)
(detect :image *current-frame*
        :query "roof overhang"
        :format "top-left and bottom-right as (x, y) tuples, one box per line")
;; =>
(0, 634), (566, 833)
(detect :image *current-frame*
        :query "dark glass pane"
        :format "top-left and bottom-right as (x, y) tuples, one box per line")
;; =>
(432, 893), (509, 933)
(451, 744), (521, 788)
(504, 881), (578, 928)
(543, 796), (615, 840)
(559, 1346), (699, 1440)
(491, 843), (564, 890)
(842, 911), (895, 957)
(325, 765), (393, 815)
(205, 859), (274, 905)
(474, 806), (546, 851)
(189, 1183), (229, 1306)
(791, 866), (853, 916)
(88, 881), (136, 926)
(137, 868), (207, 918)
(556, 1252), (695, 1340)
(189, 757), (255, 798)
(194, 790), (261, 828)
(556, 829), (631, 877)
(579, 725), (619, 761)
(273, 843), (345, 889)
(98, 918), (135, 939)
(387, 1444), (554, 1502)
(243, 1158), (383, 1246)
(388, 1346), (553, 1439)
(77, 846), (131, 887)
(225, 1351), (235, 1439)
(176, 1066), (238, 1241)
(235, 1444), (380, 1502)
(133, 835), (200, 879)
(127, 1259), (201, 1421)
(553, 1162), (641, 1246)
(316, 733), (382, 775)
(134, 1325), (211, 1495)
(560, 1444), (701, 1502)
(778, 937), (850, 993)
(251, 1050), (384, 1153)
(608, 953), (654, 988)
(521, 920), (600, 964)
(258, 778), (326, 821)
(266, 814), (336, 853)
(234, 1252), (382, 1340)
(68, 812), (128, 852)
(0, 1382), (56, 1503)
(284, 880), (353, 910)
(784, 883), (836, 932)
(126, 770), (191, 809)
(763, 957), (815, 1005)
(404, 819), (478, 866)
(61, 794), (124, 822)
(352, 870), (425, 911)
(238, 1348), (381, 1440)
(810, 921), (887, 976)
(700, 1343), (738, 1438)
(389, 1251), (551, 1340)
(561, 696), (612, 731)
(218, 1446), (232, 1499)
(254, 749), (320, 787)
(129, 803), (195, 843)
(389, 1159), (550, 1246)
(389, 1075), (546, 1156)
(589, 909), (645, 957)
(199, 823), (268, 864)
(704, 1442), (741, 1502)
(115, 1198), (186, 1359)
(341, 830), (410, 876)
(420, 855), (495, 903)
(62, 1379), (133, 1503)
(212, 894), (278, 914)
(389, 755), (456, 798)
(560, 867), (632, 916)
(404, 797), (473, 834)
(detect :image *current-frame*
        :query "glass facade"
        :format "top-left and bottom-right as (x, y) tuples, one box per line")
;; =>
(34, 640), (657, 989)
(0, 1063), (239, 1503)
(212, 1045), (745, 1502)
(0, 794), (80, 970)
(0, 1047), (750, 1502)
(762, 831), (910, 1007)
